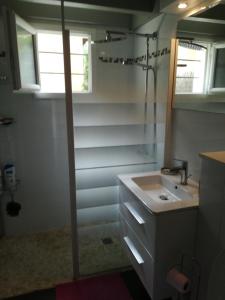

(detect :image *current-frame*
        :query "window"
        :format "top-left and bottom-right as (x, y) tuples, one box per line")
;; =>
(175, 41), (207, 94)
(5, 10), (40, 90)
(37, 32), (91, 93)
(210, 44), (225, 92)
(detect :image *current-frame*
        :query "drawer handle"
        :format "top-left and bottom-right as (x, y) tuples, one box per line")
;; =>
(123, 236), (144, 265)
(124, 202), (145, 225)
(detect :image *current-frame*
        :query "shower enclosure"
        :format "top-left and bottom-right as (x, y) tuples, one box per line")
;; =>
(61, 3), (167, 277)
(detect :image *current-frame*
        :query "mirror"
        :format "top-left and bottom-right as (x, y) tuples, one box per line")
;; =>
(173, 2), (225, 113)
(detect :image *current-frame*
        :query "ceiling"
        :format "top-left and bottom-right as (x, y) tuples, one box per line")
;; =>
(178, 2), (225, 40)
(60, 0), (156, 13)
(1, 0), (160, 30)
(196, 3), (225, 21)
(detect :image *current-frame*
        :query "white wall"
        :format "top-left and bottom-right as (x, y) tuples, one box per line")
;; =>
(133, 14), (177, 167)
(172, 108), (225, 180)
(0, 13), (71, 235)
(0, 10), (133, 236)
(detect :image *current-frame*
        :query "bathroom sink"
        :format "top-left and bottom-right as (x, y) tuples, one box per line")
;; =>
(132, 174), (193, 203)
(118, 171), (199, 213)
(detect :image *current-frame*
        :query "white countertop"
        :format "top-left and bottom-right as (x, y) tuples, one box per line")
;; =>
(118, 171), (199, 214)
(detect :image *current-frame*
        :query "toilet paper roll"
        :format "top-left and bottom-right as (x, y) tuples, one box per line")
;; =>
(166, 268), (191, 294)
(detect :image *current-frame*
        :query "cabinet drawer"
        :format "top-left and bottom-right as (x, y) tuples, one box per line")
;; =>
(120, 217), (154, 298)
(119, 184), (156, 257)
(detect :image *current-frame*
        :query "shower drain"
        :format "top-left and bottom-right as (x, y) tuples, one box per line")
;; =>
(101, 237), (113, 245)
(159, 194), (169, 201)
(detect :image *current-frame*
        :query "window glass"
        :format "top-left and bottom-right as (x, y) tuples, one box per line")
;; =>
(37, 32), (90, 93)
(72, 75), (86, 92)
(175, 43), (207, 94)
(37, 33), (63, 53)
(16, 25), (36, 86)
(71, 55), (85, 74)
(213, 48), (225, 88)
(39, 53), (64, 73)
(40, 74), (65, 93)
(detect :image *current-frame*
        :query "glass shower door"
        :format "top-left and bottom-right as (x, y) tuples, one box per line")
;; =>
(74, 102), (160, 275)
(64, 26), (164, 276)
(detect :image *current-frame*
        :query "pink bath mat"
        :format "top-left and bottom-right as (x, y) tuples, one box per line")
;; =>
(56, 273), (133, 300)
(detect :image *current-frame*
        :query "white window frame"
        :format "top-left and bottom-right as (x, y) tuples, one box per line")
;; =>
(208, 43), (225, 94)
(8, 11), (40, 91)
(36, 29), (92, 94)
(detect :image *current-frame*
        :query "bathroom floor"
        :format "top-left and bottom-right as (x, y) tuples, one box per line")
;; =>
(0, 227), (73, 299)
(0, 225), (129, 299)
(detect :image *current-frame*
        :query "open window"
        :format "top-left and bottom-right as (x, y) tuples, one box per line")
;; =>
(209, 43), (225, 92)
(3, 7), (92, 94)
(4, 8), (40, 91)
(37, 31), (91, 93)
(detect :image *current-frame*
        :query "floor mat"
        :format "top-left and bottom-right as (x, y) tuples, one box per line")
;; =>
(56, 273), (133, 300)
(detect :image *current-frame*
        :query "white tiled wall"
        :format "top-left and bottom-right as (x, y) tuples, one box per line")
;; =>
(0, 15), (134, 236)
(172, 108), (225, 180)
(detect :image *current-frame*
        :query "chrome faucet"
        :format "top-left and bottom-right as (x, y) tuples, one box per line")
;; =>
(161, 159), (190, 185)
(173, 159), (189, 185)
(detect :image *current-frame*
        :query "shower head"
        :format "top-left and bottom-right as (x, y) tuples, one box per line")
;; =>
(179, 40), (207, 51)
(92, 30), (127, 44)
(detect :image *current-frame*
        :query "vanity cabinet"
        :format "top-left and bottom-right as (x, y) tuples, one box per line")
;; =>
(196, 151), (225, 300)
(119, 183), (197, 300)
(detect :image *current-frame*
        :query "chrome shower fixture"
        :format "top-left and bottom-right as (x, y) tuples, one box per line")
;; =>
(178, 37), (207, 51)
(92, 30), (127, 44)
(92, 30), (158, 44)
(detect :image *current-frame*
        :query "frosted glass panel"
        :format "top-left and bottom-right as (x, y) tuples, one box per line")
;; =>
(75, 145), (157, 169)
(77, 204), (119, 227)
(16, 25), (36, 86)
(77, 186), (118, 209)
(73, 103), (163, 127)
(76, 163), (156, 190)
(78, 222), (129, 275)
(74, 100), (161, 276)
(75, 125), (164, 148)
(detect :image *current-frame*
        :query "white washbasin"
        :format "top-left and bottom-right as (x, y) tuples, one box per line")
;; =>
(118, 171), (199, 213)
(132, 174), (193, 203)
